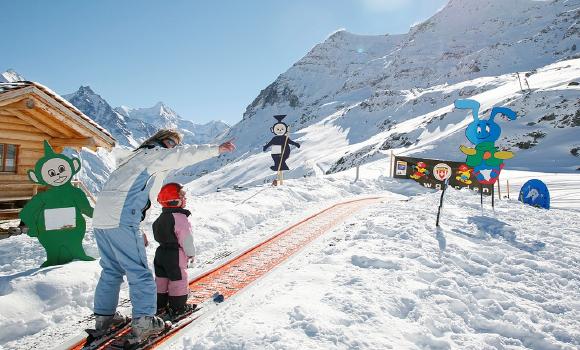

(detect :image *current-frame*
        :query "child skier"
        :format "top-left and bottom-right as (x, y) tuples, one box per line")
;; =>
(153, 182), (196, 317)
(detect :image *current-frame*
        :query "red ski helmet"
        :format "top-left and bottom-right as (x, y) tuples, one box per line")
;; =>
(157, 183), (184, 208)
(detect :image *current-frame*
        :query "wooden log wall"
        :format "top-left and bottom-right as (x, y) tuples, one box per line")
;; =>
(0, 113), (50, 200)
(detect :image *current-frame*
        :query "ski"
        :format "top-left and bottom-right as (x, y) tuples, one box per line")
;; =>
(105, 293), (224, 350)
(81, 318), (132, 350)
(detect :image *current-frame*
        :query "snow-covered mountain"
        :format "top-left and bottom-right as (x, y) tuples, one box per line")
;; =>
(64, 86), (150, 147)
(202, 0), (579, 187)
(6, 0), (579, 194)
(61, 86), (230, 192)
(115, 103), (230, 144)
(0, 69), (25, 83)
(64, 87), (230, 148)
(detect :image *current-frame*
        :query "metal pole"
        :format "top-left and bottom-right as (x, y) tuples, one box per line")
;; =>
(524, 76), (531, 91)
(497, 178), (501, 200)
(516, 72), (523, 92)
(506, 179), (510, 199)
(492, 185), (495, 208)
(480, 185), (483, 208)
(436, 179), (449, 227)
(354, 166), (360, 182)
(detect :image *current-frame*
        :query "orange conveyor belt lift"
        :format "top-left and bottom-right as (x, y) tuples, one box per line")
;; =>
(68, 197), (380, 350)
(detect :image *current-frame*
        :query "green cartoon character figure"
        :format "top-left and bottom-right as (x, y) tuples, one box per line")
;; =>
(19, 141), (95, 267)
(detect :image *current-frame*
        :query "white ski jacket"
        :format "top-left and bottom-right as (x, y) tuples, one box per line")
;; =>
(92, 144), (219, 229)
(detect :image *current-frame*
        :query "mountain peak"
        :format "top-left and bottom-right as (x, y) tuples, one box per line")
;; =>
(326, 29), (349, 41)
(77, 85), (96, 95)
(0, 69), (26, 83)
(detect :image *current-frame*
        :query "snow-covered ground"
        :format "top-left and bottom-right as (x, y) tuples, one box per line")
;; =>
(0, 159), (578, 350)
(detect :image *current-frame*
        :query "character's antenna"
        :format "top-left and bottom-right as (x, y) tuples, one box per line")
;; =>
(273, 114), (287, 122)
(489, 107), (517, 122)
(454, 99), (480, 121)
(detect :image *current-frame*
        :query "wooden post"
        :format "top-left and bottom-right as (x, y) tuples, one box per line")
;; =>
(390, 150), (394, 177)
(275, 126), (290, 186)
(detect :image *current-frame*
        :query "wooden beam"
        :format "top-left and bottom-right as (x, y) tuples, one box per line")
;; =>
(0, 196), (33, 202)
(3, 98), (35, 110)
(31, 96), (92, 136)
(0, 123), (42, 133)
(49, 137), (96, 149)
(19, 149), (44, 157)
(0, 115), (31, 125)
(24, 108), (75, 137)
(4, 108), (63, 137)
(0, 174), (29, 182)
(0, 95), (26, 108)
(0, 138), (43, 149)
(30, 92), (115, 149)
(17, 156), (39, 166)
(22, 99), (79, 137)
(5, 105), (77, 138)
(3, 86), (114, 149)
(0, 129), (51, 142)
(0, 85), (34, 107)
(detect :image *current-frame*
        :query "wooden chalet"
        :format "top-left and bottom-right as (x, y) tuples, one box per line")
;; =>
(0, 81), (115, 219)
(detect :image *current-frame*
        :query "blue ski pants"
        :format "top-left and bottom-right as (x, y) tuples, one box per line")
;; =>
(93, 226), (156, 318)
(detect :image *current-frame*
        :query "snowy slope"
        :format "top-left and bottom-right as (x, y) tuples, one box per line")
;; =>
(204, 0), (579, 182)
(164, 58), (580, 196)
(169, 179), (579, 350)
(0, 159), (578, 350)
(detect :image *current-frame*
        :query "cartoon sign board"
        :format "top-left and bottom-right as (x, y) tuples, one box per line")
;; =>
(433, 163), (452, 182)
(455, 99), (517, 185)
(263, 115), (301, 171)
(395, 161), (408, 176)
(393, 155), (493, 195)
(19, 141), (95, 267)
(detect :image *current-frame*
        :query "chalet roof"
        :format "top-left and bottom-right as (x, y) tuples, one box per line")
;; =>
(0, 81), (115, 148)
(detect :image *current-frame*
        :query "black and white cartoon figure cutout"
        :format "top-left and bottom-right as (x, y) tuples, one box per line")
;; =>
(263, 115), (300, 171)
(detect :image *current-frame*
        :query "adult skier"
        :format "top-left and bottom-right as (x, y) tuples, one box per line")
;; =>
(91, 129), (235, 341)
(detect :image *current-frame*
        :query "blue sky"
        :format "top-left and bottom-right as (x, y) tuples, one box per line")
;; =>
(2, 0), (447, 124)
